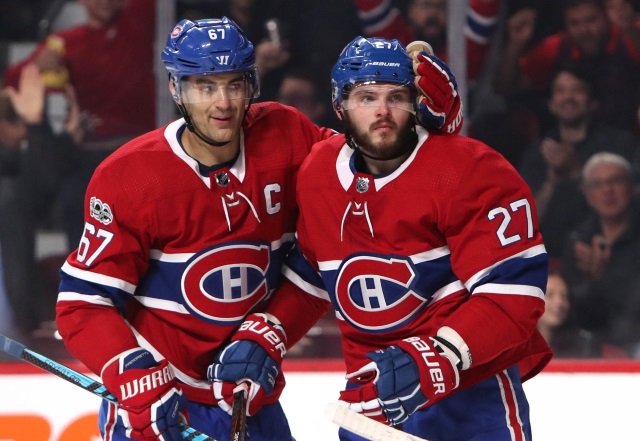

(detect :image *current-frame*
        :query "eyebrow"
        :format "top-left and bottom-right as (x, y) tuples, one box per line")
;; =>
(352, 87), (410, 95)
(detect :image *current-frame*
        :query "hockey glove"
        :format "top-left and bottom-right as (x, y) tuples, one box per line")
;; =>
(208, 313), (287, 416)
(338, 336), (460, 426)
(101, 348), (188, 441)
(407, 41), (463, 134)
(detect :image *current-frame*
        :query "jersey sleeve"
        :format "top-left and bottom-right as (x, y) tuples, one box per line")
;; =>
(465, 0), (501, 81)
(277, 202), (333, 345)
(265, 278), (331, 349)
(354, 0), (500, 81)
(354, 0), (416, 45)
(438, 144), (548, 368)
(56, 163), (152, 374)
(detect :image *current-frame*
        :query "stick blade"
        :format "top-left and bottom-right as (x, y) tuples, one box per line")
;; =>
(0, 333), (26, 359)
(328, 403), (431, 441)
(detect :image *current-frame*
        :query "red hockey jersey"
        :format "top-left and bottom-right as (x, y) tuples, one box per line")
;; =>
(56, 102), (333, 403)
(282, 126), (552, 390)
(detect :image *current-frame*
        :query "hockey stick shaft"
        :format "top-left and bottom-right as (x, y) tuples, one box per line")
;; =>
(0, 333), (218, 441)
(329, 404), (431, 441)
(230, 383), (248, 441)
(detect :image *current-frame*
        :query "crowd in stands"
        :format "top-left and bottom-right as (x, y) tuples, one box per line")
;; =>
(1, 0), (640, 360)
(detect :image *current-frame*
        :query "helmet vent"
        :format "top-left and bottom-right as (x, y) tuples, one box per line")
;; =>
(176, 58), (201, 68)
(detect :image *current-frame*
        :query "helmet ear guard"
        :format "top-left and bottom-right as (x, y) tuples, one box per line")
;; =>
(169, 76), (181, 103)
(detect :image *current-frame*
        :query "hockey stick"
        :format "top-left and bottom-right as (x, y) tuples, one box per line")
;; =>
(230, 383), (248, 441)
(328, 404), (431, 441)
(0, 333), (219, 441)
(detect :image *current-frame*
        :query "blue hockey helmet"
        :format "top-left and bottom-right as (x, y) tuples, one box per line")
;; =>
(331, 36), (414, 111)
(161, 17), (260, 103)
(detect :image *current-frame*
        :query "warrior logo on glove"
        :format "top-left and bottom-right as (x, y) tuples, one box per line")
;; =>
(118, 362), (176, 399)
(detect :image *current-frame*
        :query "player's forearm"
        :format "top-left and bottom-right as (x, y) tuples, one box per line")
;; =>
(56, 301), (140, 375)
(263, 279), (331, 349)
(438, 293), (544, 368)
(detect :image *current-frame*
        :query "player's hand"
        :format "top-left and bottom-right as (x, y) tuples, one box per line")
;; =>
(407, 41), (463, 134)
(101, 348), (188, 441)
(208, 313), (287, 416)
(338, 336), (460, 425)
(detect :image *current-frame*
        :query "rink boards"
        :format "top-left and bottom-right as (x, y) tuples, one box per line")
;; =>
(0, 359), (638, 441)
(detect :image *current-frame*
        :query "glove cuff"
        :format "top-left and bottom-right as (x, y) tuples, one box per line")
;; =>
(101, 347), (156, 379)
(436, 326), (472, 370)
(231, 313), (287, 364)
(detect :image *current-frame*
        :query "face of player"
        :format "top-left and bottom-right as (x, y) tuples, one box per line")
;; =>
(583, 163), (632, 220)
(548, 71), (596, 125)
(178, 73), (249, 147)
(564, 3), (609, 57)
(341, 83), (415, 170)
(539, 274), (570, 329)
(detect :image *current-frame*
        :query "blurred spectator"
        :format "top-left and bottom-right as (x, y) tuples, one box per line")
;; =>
(518, 64), (639, 261)
(277, 66), (337, 129)
(3, 0), (157, 249)
(3, 0), (156, 143)
(494, 0), (640, 135)
(353, 0), (501, 86)
(178, 0), (293, 102)
(537, 271), (607, 358)
(177, 0), (359, 103)
(0, 63), (80, 333)
(504, 0), (565, 47)
(561, 152), (640, 357)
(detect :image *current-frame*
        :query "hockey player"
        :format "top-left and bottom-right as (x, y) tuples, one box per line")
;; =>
(211, 36), (553, 440)
(55, 16), (463, 441)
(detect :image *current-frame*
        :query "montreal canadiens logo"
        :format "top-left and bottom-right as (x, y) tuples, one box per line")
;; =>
(335, 255), (428, 331)
(181, 243), (271, 323)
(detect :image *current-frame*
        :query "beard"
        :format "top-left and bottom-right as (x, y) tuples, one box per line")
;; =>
(345, 115), (417, 161)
